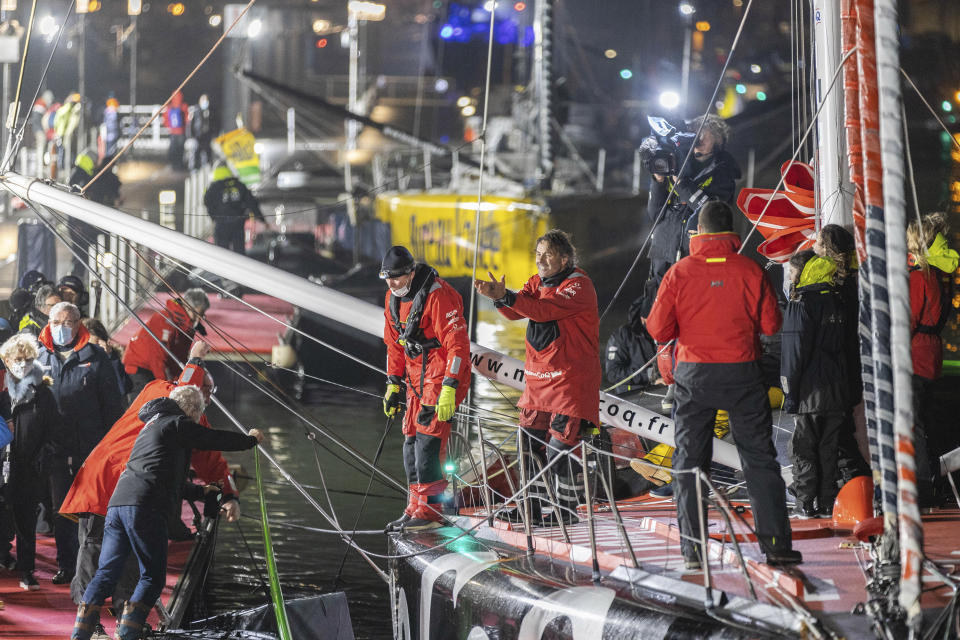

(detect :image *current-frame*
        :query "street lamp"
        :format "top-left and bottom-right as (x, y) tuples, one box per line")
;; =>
(678, 2), (695, 117)
(128, 0), (140, 127)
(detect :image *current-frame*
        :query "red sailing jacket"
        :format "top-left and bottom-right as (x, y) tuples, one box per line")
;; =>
(384, 267), (471, 414)
(647, 232), (782, 365)
(497, 267), (601, 426)
(910, 266), (944, 381)
(122, 298), (195, 381)
(59, 363), (234, 518)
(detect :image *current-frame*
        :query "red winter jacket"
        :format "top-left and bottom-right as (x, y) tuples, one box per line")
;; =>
(909, 266), (944, 381)
(60, 363), (234, 518)
(122, 298), (195, 381)
(497, 267), (601, 426)
(384, 266), (471, 415)
(647, 232), (781, 365)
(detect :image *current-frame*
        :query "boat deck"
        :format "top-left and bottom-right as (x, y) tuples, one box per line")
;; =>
(452, 496), (960, 638)
(112, 293), (295, 361)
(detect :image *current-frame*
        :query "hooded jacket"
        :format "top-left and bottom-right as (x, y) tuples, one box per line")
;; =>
(604, 297), (658, 395)
(909, 233), (959, 381)
(647, 149), (741, 264)
(780, 256), (849, 414)
(60, 364), (236, 518)
(496, 265), (601, 425)
(384, 264), (471, 413)
(107, 396), (257, 514)
(37, 324), (124, 462)
(6, 363), (64, 472)
(122, 298), (197, 381)
(647, 232), (782, 366)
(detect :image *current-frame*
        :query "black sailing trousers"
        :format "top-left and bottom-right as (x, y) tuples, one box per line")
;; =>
(673, 361), (792, 557)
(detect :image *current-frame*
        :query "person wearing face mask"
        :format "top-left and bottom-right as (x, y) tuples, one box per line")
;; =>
(476, 229), (601, 526)
(0, 333), (66, 591)
(122, 288), (210, 397)
(36, 301), (124, 586)
(61, 341), (240, 614)
(380, 246), (471, 532)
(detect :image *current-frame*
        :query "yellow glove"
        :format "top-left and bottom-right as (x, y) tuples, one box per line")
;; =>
(383, 383), (401, 418)
(436, 385), (457, 422)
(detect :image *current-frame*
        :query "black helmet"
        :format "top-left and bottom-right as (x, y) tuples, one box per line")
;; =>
(379, 246), (416, 279)
(19, 270), (50, 294)
(58, 274), (89, 307)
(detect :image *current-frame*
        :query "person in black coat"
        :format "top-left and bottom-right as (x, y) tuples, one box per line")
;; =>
(1, 333), (66, 591)
(604, 293), (660, 395)
(643, 114), (741, 303)
(72, 386), (262, 640)
(813, 225), (871, 483)
(780, 250), (849, 518)
(36, 302), (124, 585)
(203, 162), (265, 254)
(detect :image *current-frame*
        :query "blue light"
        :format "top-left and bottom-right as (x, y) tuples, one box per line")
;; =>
(619, 69), (633, 80)
(756, 91), (767, 101)
(439, 24), (454, 39)
(735, 83), (746, 94)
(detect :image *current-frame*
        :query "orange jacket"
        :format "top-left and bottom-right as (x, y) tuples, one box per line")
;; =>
(122, 298), (195, 381)
(59, 365), (234, 518)
(497, 267), (601, 425)
(383, 267), (470, 413)
(647, 232), (782, 365)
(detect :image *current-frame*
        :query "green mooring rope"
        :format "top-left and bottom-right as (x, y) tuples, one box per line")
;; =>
(255, 448), (293, 640)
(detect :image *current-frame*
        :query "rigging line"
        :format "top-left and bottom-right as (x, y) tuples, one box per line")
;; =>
(900, 68), (960, 155)
(900, 102), (924, 241)
(738, 46), (857, 253)
(21, 206), (395, 576)
(82, 0), (260, 195)
(598, 0), (756, 323)
(464, 0), (499, 349)
(0, 0), (38, 170)
(601, 341), (672, 393)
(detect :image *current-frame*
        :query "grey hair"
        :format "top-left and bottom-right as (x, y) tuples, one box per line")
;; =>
(0, 333), (39, 362)
(690, 114), (731, 149)
(49, 301), (81, 322)
(34, 284), (60, 310)
(182, 288), (210, 314)
(169, 385), (205, 420)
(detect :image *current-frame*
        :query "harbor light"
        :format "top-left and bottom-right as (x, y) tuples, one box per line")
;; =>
(619, 68), (633, 80)
(756, 91), (767, 101)
(38, 15), (58, 37)
(659, 90), (680, 109)
(679, 3), (696, 16)
(312, 19), (331, 34)
(461, 105), (476, 117)
(246, 18), (263, 38)
(347, 1), (386, 21)
(735, 83), (746, 94)
(158, 190), (177, 206)
(456, 96), (471, 108)
(127, 0), (141, 15)
(0, 0), (15, 11)
(208, 14), (221, 27)
(750, 63), (761, 73)
(434, 78), (449, 93)
(943, 100), (953, 113)
(604, 49), (617, 59)
(76, 0), (89, 14)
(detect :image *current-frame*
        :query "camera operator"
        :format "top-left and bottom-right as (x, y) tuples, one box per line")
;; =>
(643, 114), (741, 304)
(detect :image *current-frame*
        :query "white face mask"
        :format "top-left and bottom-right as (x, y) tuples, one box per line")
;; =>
(390, 283), (411, 297)
(8, 359), (33, 380)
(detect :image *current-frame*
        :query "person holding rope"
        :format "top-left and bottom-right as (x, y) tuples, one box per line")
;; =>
(645, 202), (800, 569)
(476, 229), (601, 527)
(381, 246), (470, 532)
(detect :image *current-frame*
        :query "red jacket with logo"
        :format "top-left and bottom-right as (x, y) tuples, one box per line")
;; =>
(383, 267), (471, 414)
(647, 232), (781, 366)
(122, 298), (195, 381)
(497, 267), (601, 425)
(909, 266), (944, 381)
(59, 364), (234, 518)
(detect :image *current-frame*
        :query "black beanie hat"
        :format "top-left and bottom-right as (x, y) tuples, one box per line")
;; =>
(380, 246), (416, 279)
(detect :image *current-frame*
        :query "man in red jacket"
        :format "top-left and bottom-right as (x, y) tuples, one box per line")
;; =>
(122, 289), (210, 396)
(62, 341), (237, 607)
(646, 202), (799, 568)
(381, 246), (470, 531)
(476, 229), (601, 526)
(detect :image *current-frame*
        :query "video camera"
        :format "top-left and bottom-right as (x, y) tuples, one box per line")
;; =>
(638, 116), (697, 176)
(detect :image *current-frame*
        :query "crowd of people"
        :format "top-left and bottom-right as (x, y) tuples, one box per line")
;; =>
(377, 114), (959, 574)
(0, 268), (260, 640)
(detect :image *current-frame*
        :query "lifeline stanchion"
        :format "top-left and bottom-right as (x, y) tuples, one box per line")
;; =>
(531, 453), (571, 545)
(581, 443), (601, 584)
(516, 429), (535, 555)
(254, 448), (293, 640)
(474, 415), (495, 528)
(591, 442), (639, 569)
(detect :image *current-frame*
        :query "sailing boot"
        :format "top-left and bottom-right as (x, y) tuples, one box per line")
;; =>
(385, 486), (418, 532)
(70, 603), (102, 640)
(403, 481), (447, 532)
(114, 601), (151, 640)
